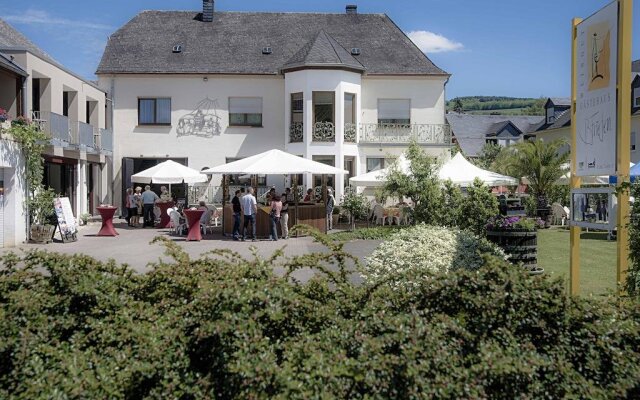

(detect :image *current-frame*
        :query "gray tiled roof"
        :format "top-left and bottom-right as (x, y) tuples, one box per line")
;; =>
(0, 51), (27, 77)
(633, 59), (640, 72)
(0, 18), (57, 65)
(282, 30), (364, 72)
(548, 97), (571, 107)
(97, 11), (448, 76)
(446, 113), (544, 157)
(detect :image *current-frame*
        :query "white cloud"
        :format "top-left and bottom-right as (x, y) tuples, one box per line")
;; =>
(4, 9), (112, 30)
(407, 30), (464, 53)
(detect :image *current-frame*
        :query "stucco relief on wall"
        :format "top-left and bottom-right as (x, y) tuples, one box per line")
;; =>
(177, 97), (221, 138)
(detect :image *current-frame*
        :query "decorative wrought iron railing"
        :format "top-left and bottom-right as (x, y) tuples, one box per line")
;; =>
(312, 121), (335, 142)
(344, 123), (357, 143)
(289, 122), (303, 143)
(359, 123), (451, 145)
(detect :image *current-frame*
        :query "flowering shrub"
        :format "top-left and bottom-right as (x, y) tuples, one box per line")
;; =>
(364, 224), (506, 288)
(486, 215), (545, 231)
(0, 108), (7, 122)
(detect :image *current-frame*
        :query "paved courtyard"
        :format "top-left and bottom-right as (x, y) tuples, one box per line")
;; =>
(2, 220), (382, 284)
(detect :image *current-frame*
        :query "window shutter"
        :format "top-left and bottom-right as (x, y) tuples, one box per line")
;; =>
(378, 99), (410, 120)
(229, 98), (262, 114)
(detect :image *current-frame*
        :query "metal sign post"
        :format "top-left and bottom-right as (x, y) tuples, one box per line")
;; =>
(570, 0), (632, 295)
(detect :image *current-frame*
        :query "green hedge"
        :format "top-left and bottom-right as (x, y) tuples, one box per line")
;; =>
(1, 236), (640, 398)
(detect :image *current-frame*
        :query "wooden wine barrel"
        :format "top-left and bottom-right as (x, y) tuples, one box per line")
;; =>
(486, 230), (542, 275)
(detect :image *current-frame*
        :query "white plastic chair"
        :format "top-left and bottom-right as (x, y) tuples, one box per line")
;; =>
(551, 203), (568, 226)
(372, 204), (387, 226)
(169, 210), (185, 235)
(199, 209), (213, 234)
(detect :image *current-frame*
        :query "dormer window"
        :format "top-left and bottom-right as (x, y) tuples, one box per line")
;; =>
(546, 106), (555, 124)
(634, 87), (640, 107)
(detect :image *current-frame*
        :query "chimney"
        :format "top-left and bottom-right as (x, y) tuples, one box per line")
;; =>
(346, 5), (357, 14)
(203, 0), (214, 22)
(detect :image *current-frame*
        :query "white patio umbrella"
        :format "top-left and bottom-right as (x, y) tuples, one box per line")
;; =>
(349, 155), (410, 187)
(131, 160), (208, 193)
(202, 149), (348, 175)
(439, 153), (518, 187)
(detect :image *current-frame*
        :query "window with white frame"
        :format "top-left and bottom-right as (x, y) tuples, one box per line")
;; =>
(138, 98), (171, 125)
(632, 132), (637, 151)
(229, 97), (263, 127)
(378, 99), (410, 124)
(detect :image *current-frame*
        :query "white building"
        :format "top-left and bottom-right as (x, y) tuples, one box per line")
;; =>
(97, 1), (451, 207)
(0, 18), (112, 225)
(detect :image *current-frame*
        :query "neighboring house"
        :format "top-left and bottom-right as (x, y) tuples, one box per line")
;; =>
(97, 1), (452, 206)
(0, 50), (28, 247)
(446, 113), (543, 158)
(0, 18), (112, 220)
(533, 61), (640, 165)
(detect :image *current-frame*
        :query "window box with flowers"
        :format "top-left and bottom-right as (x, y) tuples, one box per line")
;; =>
(485, 215), (545, 275)
(0, 108), (10, 133)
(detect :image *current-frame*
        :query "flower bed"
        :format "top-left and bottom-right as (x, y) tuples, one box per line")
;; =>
(364, 224), (506, 289)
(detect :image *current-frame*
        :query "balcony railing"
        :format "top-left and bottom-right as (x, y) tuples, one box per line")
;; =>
(344, 123), (357, 143)
(32, 110), (71, 144)
(289, 122), (303, 143)
(359, 123), (451, 145)
(72, 121), (97, 150)
(99, 128), (113, 152)
(312, 121), (335, 142)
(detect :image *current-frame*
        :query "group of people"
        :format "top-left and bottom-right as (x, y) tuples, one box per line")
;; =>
(124, 185), (173, 228)
(231, 185), (336, 241)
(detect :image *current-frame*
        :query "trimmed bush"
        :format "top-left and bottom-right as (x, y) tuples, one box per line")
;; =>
(1, 234), (640, 398)
(364, 224), (505, 288)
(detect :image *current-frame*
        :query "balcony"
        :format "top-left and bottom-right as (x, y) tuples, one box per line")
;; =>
(289, 122), (303, 143)
(32, 110), (71, 145)
(344, 123), (357, 143)
(359, 123), (451, 145)
(312, 121), (335, 142)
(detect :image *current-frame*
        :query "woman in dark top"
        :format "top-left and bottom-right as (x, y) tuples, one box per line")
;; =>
(231, 190), (242, 240)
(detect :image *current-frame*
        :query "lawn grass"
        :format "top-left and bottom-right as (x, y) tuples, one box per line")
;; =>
(537, 228), (617, 296)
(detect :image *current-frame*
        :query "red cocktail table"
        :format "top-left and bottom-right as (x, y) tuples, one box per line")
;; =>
(156, 201), (175, 228)
(183, 209), (204, 241)
(96, 206), (118, 236)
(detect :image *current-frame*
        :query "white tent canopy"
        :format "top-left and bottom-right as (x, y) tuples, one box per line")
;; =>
(349, 153), (517, 187)
(202, 149), (348, 175)
(131, 160), (208, 184)
(439, 153), (518, 187)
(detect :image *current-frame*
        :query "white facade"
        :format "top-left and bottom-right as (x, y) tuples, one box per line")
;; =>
(0, 138), (27, 247)
(101, 70), (450, 207)
(2, 50), (111, 218)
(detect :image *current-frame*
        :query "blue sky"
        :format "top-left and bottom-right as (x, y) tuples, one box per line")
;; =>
(1, 0), (639, 99)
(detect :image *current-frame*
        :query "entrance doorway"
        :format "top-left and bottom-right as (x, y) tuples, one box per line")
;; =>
(121, 157), (189, 209)
(43, 156), (77, 214)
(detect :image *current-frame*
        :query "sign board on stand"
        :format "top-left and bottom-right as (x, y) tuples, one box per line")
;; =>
(575, 1), (618, 177)
(53, 197), (78, 242)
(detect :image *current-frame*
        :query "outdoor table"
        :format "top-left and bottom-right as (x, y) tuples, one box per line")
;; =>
(156, 201), (175, 228)
(96, 206), (119, 236)
(184, 209), (204, 241)
(384, 207), (401, 224)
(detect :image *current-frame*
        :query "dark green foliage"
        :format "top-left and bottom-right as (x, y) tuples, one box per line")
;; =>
(2, 234), (640, 399)
(460, 178), (500, 236)
(439, 180), (463, 227)
(626, 182), (640, 295)
(330, 226), (405, 241)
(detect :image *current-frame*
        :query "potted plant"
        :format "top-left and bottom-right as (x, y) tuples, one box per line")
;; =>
(332, 206), (341, 227)
(29, 188), (57, 243)
(0, 108), (9, 133)
(80, 213), (90, 226)
(485, 215), (545, 275)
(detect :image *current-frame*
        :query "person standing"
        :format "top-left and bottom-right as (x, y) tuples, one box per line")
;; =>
(133, 187), (143, 227)
(124, 188), (133, 226)
(142, 185), (159, 227)
(126, 188), (138, 227)
(326, 188), (336, 230)
(269, 195), (283, 241)
(241, 187), (258, 241)
(231, 189), (242, 240)
(280, 188), (290, 239)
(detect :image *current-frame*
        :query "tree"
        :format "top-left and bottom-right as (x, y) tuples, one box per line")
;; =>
(475, 142), (503, 170)
(439, 180), (463, 227)
(383, 142), (442, 225)
(522, 97), (546, 116)
(452, 98), (464, 113)
(460, 178), (499, 236)
(501, 139), (569, 208)
(341, 188), (370, 231)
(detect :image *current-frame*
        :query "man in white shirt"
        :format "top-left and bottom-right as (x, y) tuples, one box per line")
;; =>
(241, 187), (258, 241)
